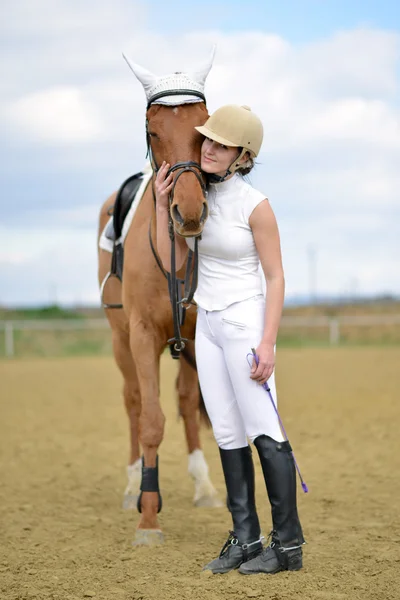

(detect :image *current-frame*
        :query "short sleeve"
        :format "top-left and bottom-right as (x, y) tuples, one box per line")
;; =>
(185, 237), (195, 252)
(243, 187), (268, 223)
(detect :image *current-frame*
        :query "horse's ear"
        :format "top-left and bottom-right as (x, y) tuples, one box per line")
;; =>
(122, 53), (157, 95)
(189, 45), (216, 86)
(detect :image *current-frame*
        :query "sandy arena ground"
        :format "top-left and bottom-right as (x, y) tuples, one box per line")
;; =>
(1, 348), (399, 600)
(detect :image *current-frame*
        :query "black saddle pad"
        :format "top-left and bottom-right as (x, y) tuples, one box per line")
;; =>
(113, 172), (144, 240)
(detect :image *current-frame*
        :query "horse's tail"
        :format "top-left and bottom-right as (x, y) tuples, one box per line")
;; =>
(197, 383), (211, 428)
(180, 345), (211, 428)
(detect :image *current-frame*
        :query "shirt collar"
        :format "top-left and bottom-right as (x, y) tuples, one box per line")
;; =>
(208, 173), (240, 193)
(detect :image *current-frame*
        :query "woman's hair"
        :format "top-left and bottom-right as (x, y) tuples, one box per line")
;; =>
(236, 151), (255, 177)
(237, 158), (255, 176)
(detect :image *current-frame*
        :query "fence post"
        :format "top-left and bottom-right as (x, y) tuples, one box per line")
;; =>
(329, 318), (340, 345)
(5, 321), (14, 357)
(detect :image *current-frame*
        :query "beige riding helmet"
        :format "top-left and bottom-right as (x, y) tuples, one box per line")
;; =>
(195, 104), (263, 158)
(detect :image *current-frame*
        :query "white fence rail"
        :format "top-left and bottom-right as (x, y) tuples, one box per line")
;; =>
(0, 319), (110, 358)
(280, 314), (400, 344)
(1, 315), (400, 357)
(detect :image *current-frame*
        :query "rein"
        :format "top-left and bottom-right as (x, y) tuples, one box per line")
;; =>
(147, 92), (206, 353)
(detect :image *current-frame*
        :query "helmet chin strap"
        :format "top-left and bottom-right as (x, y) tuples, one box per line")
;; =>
(207, 148), (248, 183)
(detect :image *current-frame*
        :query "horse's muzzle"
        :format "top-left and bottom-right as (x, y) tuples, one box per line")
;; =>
(171, 202), (208, 236)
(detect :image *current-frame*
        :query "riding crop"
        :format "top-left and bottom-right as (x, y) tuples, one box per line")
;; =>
(248, 348), (309, 493)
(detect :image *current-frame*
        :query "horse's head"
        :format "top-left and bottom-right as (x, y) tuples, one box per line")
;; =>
(145, 102), (209, 236)
(123, 50), (215, 237)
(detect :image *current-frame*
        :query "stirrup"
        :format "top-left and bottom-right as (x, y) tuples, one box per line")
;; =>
(100, 271), (123, 309)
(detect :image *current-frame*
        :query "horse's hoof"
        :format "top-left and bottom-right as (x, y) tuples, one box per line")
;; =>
(194, 494), (224, 508)
(132, 529), (164, 546)
(122, 494), (139, 510)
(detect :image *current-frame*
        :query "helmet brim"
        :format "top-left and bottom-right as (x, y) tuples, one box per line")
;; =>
(194, 125), (240, 148)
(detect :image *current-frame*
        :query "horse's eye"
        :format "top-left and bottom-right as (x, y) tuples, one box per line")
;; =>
(148, 132), (159, 139)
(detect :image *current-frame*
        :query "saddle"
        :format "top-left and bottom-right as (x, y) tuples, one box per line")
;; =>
(105, 172), (144, 281)
(101, 170), (197, 362)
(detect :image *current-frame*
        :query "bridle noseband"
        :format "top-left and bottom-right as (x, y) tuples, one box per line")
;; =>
(146, 90), (207, 354)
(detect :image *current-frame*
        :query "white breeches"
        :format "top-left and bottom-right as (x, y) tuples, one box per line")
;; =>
(195, 295), (285, 450)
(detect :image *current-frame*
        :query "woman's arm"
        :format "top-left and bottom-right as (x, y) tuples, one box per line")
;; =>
(155, 161), (189, 272)
(249, 199), (285, 384)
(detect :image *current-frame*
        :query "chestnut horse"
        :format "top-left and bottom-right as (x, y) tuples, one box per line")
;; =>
(97, 52), (221, 545)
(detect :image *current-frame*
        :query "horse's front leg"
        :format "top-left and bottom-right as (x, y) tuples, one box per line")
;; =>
(108, 324), (142, 509)
(177, 346), (223, 508)
(121, 372), (142, 510)
(130, 320), (165, 546)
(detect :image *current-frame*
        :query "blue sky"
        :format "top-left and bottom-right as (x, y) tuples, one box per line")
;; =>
(1, 1), (399, 306)
(148, 0), (400, 40)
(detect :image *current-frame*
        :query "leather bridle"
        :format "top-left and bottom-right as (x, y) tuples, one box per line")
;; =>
(146, 90), (207, 353)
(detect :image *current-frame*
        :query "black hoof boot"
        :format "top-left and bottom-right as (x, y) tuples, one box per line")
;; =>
(203, 532), (263, 574)
(239, 533), (303, 575)
(137, 456), (162, 514)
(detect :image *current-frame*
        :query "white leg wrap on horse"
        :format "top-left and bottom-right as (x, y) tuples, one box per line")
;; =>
(188, 449), (223, 508)
(123, 458), (142, 509)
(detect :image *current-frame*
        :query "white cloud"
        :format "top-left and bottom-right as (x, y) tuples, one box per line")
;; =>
(304, 98), (400, 147)
(2, 0), (146, 37)
(294, 163), (400, 210)
(299, 28), (400, 98)
(0, 228), (100, 306)
(7, 86), (103, 144)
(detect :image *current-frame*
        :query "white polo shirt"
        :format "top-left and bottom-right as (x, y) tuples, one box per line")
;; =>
(186, 174), (267, 311)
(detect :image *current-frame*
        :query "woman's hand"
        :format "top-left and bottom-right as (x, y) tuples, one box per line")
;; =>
(155, 161), (174, 210)
(250, 342), (275, 385)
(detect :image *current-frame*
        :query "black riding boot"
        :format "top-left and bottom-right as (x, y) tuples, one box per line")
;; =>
(239, 435), (305, 575)
(203, 446), (263, 574)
